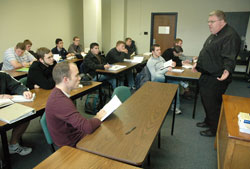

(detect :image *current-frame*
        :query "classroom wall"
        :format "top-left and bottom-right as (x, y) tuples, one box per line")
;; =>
(102, 0), (111, 53)
(0, 0), (83, 62)
(125, 0), (250, 56)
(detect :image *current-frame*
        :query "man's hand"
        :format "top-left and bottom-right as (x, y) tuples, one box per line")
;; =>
(167, 67), (173, 71)
(121, 48), (128, 54)
(23, 91), (33, 99)
(22, 62), (30, 67)
(94, 109), (107, 121)
(192, 63), (198, 72)
(0, 94), (13, 99)
(34, 84), (40, 89)
(104, 64), (111, 69)
(217, 70), (229, 81)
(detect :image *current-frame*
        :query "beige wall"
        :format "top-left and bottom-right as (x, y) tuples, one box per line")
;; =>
(0, 0), (83, 62)
(125, 0), (250, 56)
(102, 0), (111, 53)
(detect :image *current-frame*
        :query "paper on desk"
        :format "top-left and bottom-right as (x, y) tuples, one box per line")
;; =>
(182, 65), (193, 69)
(101, 95), (122, 121)
(11, 93), (36, 102)
(143, 52), (152, 56)
(108, 65), (127, 71)
(53, 54), (61, 62)
(124, 56), (144, 63)
(160, 60), (173, 70)
(0, 99), (14, 108)
(171, 69), (184, 73)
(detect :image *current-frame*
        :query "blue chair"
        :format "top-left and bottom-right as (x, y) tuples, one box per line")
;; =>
(40, 113), (55, 152)
(111, 86), (131, 103)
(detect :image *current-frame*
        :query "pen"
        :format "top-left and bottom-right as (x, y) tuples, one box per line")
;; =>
(125, 126), (136, 135)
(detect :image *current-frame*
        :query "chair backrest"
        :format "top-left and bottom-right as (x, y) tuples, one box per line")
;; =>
(40, 113), (53, 145)
(111, 86), (131, 103)
(135, 65), (151, 90)
(19, 77), (27, 86)
(0, 62), (3, 70)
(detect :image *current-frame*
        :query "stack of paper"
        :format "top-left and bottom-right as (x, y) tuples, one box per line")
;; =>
(101, 95), (122, 121)
(0, 99), (14, 108)
(171, 69), (184, 73)
(238, 112), (250, 134)
(124, 56), (144, 63)
(0, 103), (36, 124)
(108, 65), (127, 71)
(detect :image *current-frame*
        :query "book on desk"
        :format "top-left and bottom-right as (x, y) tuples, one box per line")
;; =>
(0, 103), (36, 124)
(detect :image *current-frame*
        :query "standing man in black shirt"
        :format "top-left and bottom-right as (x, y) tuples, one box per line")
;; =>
(193, 10), (241, 137)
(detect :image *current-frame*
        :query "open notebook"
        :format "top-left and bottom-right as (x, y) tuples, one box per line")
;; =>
(0, 103), (36, 124)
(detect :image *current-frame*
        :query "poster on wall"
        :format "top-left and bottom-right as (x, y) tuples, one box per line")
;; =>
(158, 26), (170, 34)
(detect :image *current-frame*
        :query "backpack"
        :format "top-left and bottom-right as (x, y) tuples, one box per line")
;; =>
(135, 65), (151, 90)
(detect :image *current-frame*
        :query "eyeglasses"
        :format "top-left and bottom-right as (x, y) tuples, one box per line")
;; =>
(207, 20), (221, 24)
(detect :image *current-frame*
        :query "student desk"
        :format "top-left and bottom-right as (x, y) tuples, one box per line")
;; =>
(77, 81), (178, 166)
(4, 69), (28, 80)
(96, 62), (139, 87)
(34, 146), (141, 169)
(216, 95), (250, 169)
(165, 67), (201, 118)
(0, 82), (101, 169)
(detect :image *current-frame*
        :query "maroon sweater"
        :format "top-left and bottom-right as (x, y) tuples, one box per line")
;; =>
(45, 87), (101, 147)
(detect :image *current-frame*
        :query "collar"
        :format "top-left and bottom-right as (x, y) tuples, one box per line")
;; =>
(215, 24), (228, 36)
(59, 88), (70, 98)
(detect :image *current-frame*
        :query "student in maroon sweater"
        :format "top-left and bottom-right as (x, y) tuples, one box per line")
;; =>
(45, 62), (106, 147)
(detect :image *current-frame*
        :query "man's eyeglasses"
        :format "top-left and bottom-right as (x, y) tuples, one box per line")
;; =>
(208, 20), (221, 24)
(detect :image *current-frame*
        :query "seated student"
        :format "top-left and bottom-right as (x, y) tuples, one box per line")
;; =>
(51, 38), (73, 60)
(46, 62), (107, 147)
(27, 47), (56, 90)
(23, 39), (37, 59)
(0, 72), (33, 155)
(68, 36), (84, 58)
(2, 42), (36, 70)
(106, 41), (135, 88)
(125, 37), (137, 56)
(147, 44), (181, 114)
(83, 43), (116, 89)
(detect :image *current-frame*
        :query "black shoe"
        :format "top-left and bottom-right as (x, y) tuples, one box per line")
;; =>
(196, 121), (209, 128)
(200, 129), (216, 137)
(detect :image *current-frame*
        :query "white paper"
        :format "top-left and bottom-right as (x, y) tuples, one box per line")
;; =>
(143, 52), (152, 56)
(0, 99), (14, 108)
(171, 69), (184, 73)
(11, 93), (36, 102)
(53, 54), (61, 62)
(124, 56), (144, 63)
(101, 95), (122, 121)
(158, 26), (170, 34)
(108, 65), (127, 71)
(160, 59), (173, 70)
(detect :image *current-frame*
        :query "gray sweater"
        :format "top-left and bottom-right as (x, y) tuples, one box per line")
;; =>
(146, 56), (168, 81)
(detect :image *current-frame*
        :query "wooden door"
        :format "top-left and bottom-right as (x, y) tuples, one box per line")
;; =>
(150, 13), (177, 52)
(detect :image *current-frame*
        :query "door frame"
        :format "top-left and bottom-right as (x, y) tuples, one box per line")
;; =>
(150, 12), (178, 51)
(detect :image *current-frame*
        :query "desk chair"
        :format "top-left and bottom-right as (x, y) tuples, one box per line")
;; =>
(40, 113), (55, 152)
(0, 62), (3, 70)
(19, 77), (27, 86)
(111, 86), (131, 103)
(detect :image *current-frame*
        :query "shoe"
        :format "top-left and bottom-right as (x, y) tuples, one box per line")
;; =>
(200, 129), (216, 137)
(9, 143), (32, 156)
(175, 108), (182, 114)
(196, 121), (209, 128)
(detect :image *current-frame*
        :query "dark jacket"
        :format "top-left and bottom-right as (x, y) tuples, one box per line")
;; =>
(106, 48), (130, 64)
(162, 48), (182, 66)
(0, 72), (28, 95)
(27, 61), (56, 90)
(197, 24), (241, 77)
(51, 47), (68, 59)
(125, 41), (137, 56)
(83, 51), (107, 77)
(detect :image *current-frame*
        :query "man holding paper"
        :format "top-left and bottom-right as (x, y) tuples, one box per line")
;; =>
(0, 72), (33, 156)
(46, 62), (107, 147)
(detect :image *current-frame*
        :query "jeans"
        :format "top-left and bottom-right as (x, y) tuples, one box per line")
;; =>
(167, 79), (180, 109)
(93, 75), (116, 89)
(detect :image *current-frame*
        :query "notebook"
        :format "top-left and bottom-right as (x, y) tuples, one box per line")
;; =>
(0, 99), (14, 108)
(0, 103), (36, 124)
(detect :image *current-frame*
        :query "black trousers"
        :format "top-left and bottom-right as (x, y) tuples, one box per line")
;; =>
(199, 74), (231, 133)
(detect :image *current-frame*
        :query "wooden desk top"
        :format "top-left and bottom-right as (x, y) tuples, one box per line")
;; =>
(222, 95), (250, 142)
(34, 146), (141, 169)
(165, 67), (201, 80)
(96, 62), (139, 74)
(77, 81), (178, 166)
(0, 81), (101, 127)
(3, 70), (27, 79)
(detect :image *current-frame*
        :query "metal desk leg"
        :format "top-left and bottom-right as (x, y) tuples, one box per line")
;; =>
(171, 93), (177, 135)
(158, 131), (161, 148)
(116, 77), (119, 87)
(192, 81), (199, 119)
(1, 131), (11, 169)
(98, 85), (103, 107)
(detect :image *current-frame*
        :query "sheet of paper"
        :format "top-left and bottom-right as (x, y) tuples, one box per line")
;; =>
(124, 56), (144, 63)
(182, 65), (193, 69)
(171, 69), (184, 73)
(160, 60), (173, 70)
(158, 26), (170, 34)
(53, 54), (61, 62)
(11, 93), (36, 102)
(101, 95), (122, 121)
(16, 67), (29, 72)
(0, 99), (14, 108)
(143, 52), (152, 56)
(108, 65), (127, 71)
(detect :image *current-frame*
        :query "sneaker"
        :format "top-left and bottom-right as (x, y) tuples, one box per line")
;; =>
(9, 143), (32, 156)
(175, 108), (182, 114)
